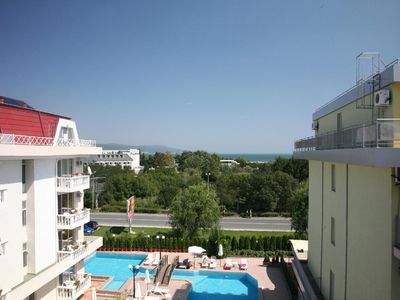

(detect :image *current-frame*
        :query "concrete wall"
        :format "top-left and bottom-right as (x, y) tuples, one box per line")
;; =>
(347, 165), (393, 300)
(321, 162), (346, 299)
(35, 278), (58, 300)
(317, 83), (398, 134)
(0, 160), (24, 294)
(27, 159), (58, 273)
(308, 160), (323, 287)
(308, 159), (400, 300)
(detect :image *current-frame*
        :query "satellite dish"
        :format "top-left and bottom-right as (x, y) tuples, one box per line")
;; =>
(87, 166), (92, 175)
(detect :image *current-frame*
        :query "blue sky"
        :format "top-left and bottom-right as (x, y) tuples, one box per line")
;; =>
(0, 0), (399, 153)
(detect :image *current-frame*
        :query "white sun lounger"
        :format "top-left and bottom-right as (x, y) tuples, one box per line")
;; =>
(148, 282), (171, 299)
(209, 256), (216, 269)
(152, 252), (161, 266)
(144, 253), (154, 265)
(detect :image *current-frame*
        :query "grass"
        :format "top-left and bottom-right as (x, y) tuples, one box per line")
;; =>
(91, 226), (293, 239)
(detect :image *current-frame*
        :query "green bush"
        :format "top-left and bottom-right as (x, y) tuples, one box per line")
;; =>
(231, 237), (238, 251)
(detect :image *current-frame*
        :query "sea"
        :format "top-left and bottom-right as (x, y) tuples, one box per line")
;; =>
(218, 153), (292, 163)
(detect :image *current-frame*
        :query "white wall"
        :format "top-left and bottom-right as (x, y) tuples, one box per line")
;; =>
(0, 160), (24, 294)
(35, 278), (58, 300)
(27, 159), (58, 273)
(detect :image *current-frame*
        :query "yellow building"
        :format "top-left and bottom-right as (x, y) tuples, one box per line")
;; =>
(292, 57), (400, 300)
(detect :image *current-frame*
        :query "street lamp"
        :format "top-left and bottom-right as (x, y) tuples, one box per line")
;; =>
(156, 235), (165, 259)
(205, 172), (211, 194)
(128, 264), (140, 299)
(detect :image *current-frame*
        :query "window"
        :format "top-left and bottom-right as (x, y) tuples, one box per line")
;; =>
(22, 200), (27, 226)
(22, 160), (26, 193)
(0, 190), (5, 205)
(331, 217), (336, 246)
(331, 164), (336, 192)
(23, 242), (28, 267)
(329, 270), (335, 300)
(0, 239), (8, 255)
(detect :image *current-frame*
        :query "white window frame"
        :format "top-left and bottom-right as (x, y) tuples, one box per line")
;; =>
(23, 242), (28, 267)
(0, 239), (8, 256)
(0, 189), (6, 206)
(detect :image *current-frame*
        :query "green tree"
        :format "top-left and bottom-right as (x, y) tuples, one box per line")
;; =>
(290, 181), (309, 236)
(153, 152), (176, 168)
(169, 184), (220, 239)
(271, 157), (308, 182)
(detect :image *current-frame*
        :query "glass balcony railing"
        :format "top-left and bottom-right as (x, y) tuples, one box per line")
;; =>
(57, 209), (90, 230)
(57, 272), (91, 300)
(294, 119), (400, 152)
(56, 175), (90, 193)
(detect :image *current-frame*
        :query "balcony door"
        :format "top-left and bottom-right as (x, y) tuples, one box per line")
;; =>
(57, 159), (73, 177)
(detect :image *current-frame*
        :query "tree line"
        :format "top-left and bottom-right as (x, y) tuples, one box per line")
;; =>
(86, 151), (309, 236)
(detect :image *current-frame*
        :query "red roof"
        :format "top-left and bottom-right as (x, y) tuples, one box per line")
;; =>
(0, 97), (71, 137)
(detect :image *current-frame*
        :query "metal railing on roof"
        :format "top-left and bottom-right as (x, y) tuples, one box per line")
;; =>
(0, 133), (96, 147)
(294, 119), (400, 151)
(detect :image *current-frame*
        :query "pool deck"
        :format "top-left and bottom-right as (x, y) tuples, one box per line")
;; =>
(79, 251), (292, 300)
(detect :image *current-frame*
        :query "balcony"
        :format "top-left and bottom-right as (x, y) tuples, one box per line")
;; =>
(57, 209), (90, 230)
(295, 119), (400, 152)
(57, 175), (90, 193)
(57, 236), (102, 263)
(57, 273), (91, 300)
(394, 216), (400, 260)
(0, 133), (96, 147)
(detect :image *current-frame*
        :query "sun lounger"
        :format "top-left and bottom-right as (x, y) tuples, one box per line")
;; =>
(200, 255), (209, 268)
(239, 258), (248, 270)
(135, 282), (161, 300)
(144, 253), (154, 265)
(223, 258), (232, 270)
(152, 252), (161, 266)
(177, 258), (191, 269)
(148, 283), (171, 299)
(209, 256), (216, 269)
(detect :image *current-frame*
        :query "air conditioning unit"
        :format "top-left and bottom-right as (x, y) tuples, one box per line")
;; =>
(312, 121), (319, 130)
(374, 90), (391, 106)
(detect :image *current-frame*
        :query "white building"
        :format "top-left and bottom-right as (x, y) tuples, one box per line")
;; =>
(93, 149), (142, 174)
(0, 97), (102, 300)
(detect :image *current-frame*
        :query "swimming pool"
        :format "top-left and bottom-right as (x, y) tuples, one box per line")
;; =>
(85, 252), (258, 299)
(85, 252), (147, 290)
(173, 269), (258, 300)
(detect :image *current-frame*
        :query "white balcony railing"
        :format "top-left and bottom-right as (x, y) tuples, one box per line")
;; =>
(295, 119), (400, 152)
(57, 243), (89, 263)
(56, 175), (90, 193)
(0, 133), (96, 147)
(57, 209), (90, 230)
(57, 273), (91, 300)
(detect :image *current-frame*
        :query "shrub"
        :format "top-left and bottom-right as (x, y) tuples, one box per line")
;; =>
(231, 237), (238, 251)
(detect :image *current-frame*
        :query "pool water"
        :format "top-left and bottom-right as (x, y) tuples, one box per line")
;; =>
(173, 270), (258, 300)
(85, 252), (147, 290)
(84, 253), (258, 299)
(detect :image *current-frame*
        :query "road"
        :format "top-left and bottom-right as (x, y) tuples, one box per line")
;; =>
(91, 212), (292, 232)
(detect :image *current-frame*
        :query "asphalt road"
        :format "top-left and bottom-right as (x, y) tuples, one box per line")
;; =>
(91, 212), (292, 232)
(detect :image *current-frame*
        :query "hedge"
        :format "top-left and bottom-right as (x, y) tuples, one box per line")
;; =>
(100, 233), (294, 255)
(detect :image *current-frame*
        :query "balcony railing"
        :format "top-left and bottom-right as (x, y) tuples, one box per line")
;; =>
(57, 209), (90, 230)
(56, 175), (90, 193)
(57, 240), (90, 263)
(0, 133), (96, 147)
(295, 119), (400, 152)
(57, 273), (91, 300)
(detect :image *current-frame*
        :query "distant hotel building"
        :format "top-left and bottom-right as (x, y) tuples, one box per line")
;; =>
(0, 97), (102, 300)
(292, 54), (400, 300)
(92, 149), (142, 174)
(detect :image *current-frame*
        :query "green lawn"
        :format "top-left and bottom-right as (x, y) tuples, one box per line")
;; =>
(92, 226), (293, 239)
